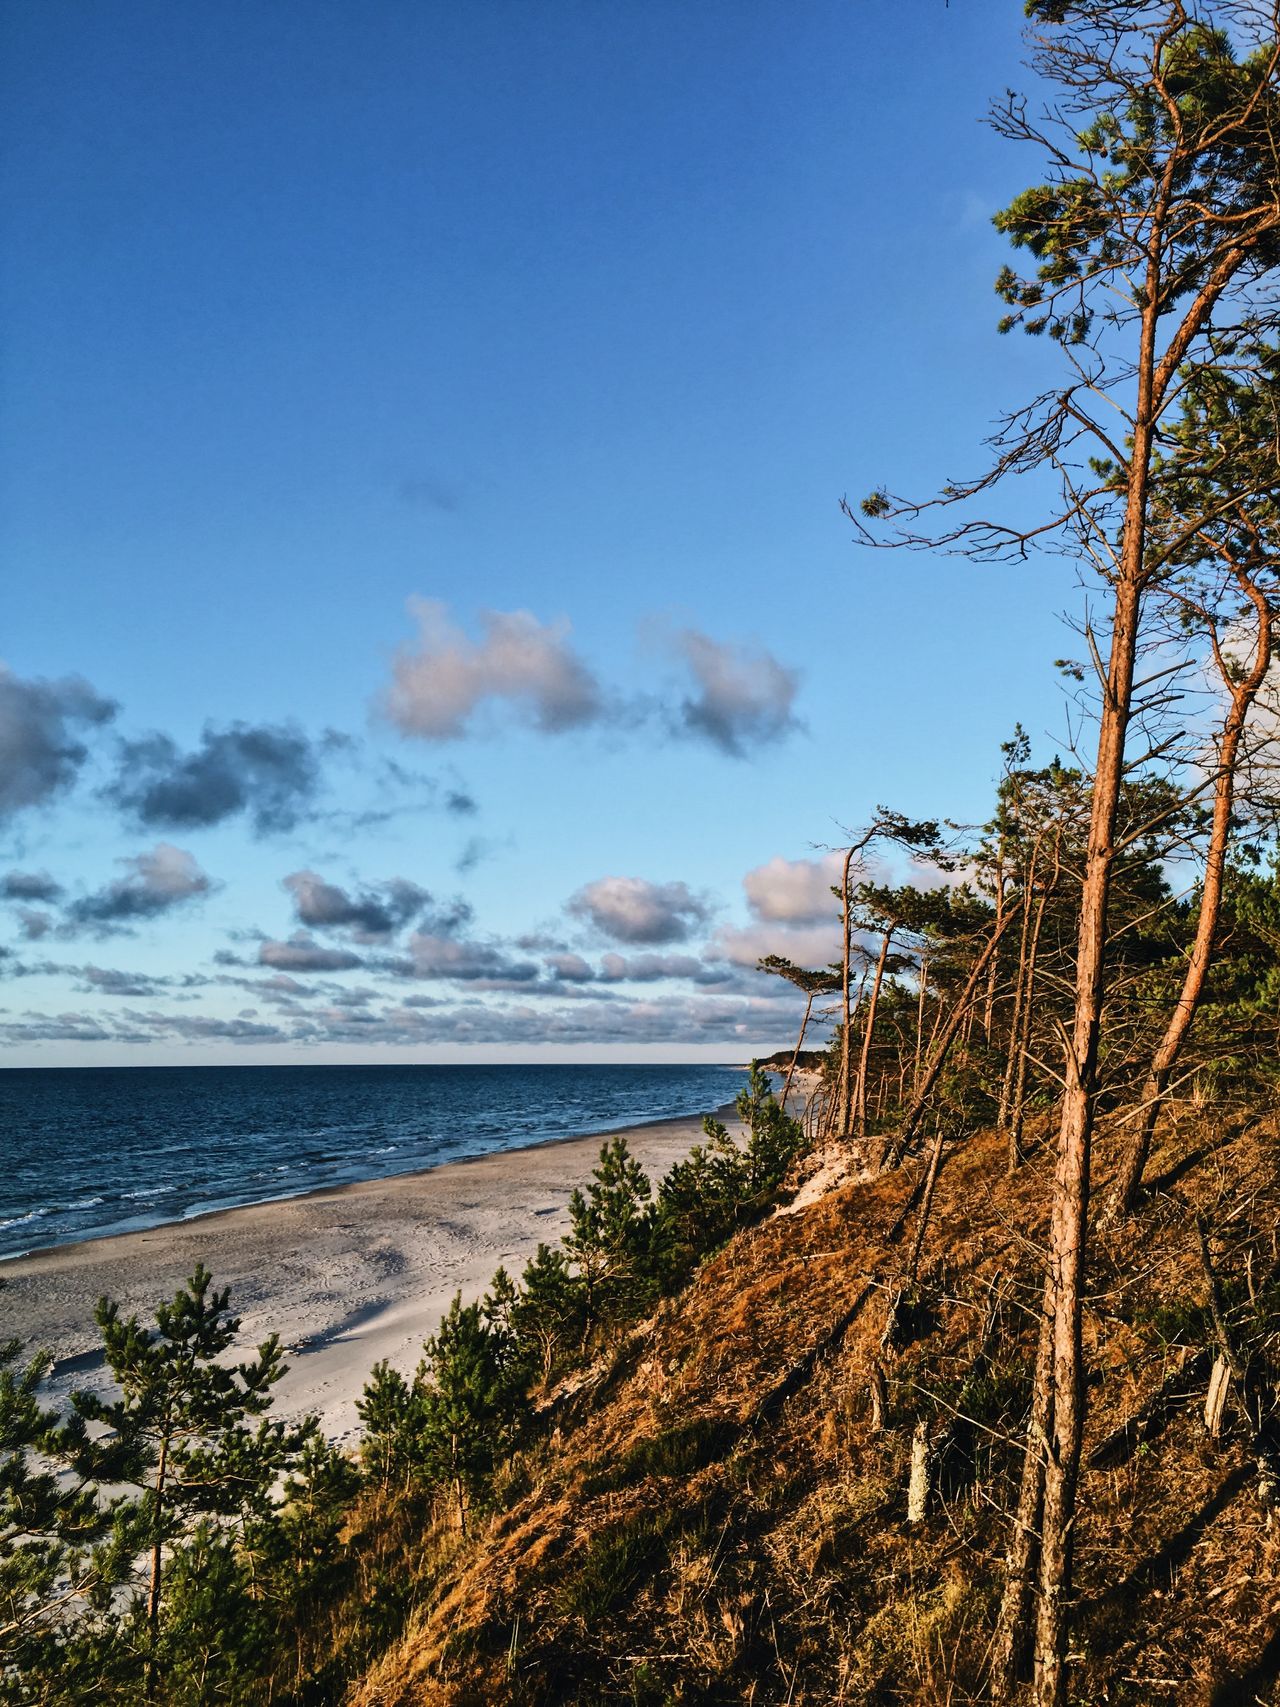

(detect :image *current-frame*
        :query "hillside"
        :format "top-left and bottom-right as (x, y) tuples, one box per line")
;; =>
(347, 1110), (1280, 1706)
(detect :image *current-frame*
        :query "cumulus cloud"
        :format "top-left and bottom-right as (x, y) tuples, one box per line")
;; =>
(699, 849), (887, 980)
(672, 629), (800, 756)
(1, 871), (64, 904)
(377, 601), (805, 758)
(0, 958), (190, 996)
(258, 936), (364, 973)
(212, 970), (318, 1008)
(384, 599), (603, 740)
(546, 952), (595, 982)
(709, 920), (843, 972)
(68, 844), (213, 928)
(126, 1010), (287, 1043)
(0, 665), (116, 819)
(0, 1011), (117, 1044)
(742, 852), (846, 925)
(283, 870), (442, 942)
(397, 931), (540, 983)
(598, 951), (708, 982)
(108, 722), (327, 835)
(77, 965), (170, 997)
(567, 876), (711, 946)
(14, 908), (53, 940)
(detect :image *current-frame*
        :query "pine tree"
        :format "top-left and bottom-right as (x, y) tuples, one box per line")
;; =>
(417, 1295), (516, 1534)
(564, 1138), (659, 1336)
(73, 1264), (315, 1701)
(509, 1245), (587, 1386)
(733, 1061), (805, 1196)
(656, 1134), (746, 1286)
(480, 1266), (527, 1394)
(357, 1360), (423, 1496)
(249, 1433), (361, 1697)
(152, 1520), (267, 1706)
(755, 955), (841, 1110)
(0, 1314), (132, 1700)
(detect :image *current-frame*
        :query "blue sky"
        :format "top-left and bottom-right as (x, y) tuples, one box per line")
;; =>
(1, 0), (1084, 1064)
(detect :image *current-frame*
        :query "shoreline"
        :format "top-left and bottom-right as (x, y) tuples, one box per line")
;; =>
(1, 1090), (747, 1264)
(1, 1106), (731, 1445)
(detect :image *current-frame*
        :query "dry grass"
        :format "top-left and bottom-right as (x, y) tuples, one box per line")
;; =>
(346, 1107), (1280, 1706)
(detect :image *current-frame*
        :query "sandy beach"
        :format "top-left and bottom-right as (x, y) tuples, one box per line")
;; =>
(1, 1111), (722, 1446)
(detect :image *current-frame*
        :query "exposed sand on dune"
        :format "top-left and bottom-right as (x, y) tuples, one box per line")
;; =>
(2, 1112), (725, 1446)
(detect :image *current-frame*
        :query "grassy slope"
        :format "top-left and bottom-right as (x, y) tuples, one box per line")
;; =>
(348, 1109), (1280, 1706)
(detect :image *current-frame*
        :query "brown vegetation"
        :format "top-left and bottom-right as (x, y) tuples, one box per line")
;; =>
(345, 1104), (1280, 1706)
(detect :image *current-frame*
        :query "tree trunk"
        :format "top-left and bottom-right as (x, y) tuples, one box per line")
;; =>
(914, 955), (929, 1094)
(1204, 1357), (1231, 1439)
(869, 1362), (888, 1433)
(1031, 407), (1152, 1707)
(855, 928), (893, 1137)
(781, 991), (815, 1113)
(452, 1429), (468, 1535)
(837, 846), (857, 1135)
(984, 867), (1007, 1042)
(906, 1126), (946, 1285)
(1110, 578), (1272, 1216)
(146, 1431), (170, 1702)
(907, 1419), (933, 1525)
(991, 1270), (1055, 1698)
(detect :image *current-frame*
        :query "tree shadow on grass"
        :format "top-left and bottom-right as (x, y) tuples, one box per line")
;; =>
(1091, 1464), (1252, 1612)
(1146, 1114), (1257, 1199)
(1207, 1620), (1280, 1705)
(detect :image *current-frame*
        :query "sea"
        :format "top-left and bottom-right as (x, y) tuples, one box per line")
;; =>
(0, 1063), (748, 1260)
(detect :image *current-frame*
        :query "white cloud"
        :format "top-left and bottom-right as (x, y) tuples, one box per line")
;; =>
(401, 930), (540, 982)
(379, 601), (804, 758)
(69, 843), (213, 927)
(742, 852), (847, 925)
(383, 599), (603, 739)
(259, 936), (364, 973)
(546, 952), (595, 982)
(567, 876), (711, 945)
(283, 869), (435, 941)
(709, 920), (843, 973)
(598, 951), (708, 982)
(672, 629), (800, 756)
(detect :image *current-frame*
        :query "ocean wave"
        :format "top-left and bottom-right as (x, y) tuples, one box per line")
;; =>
(0, 1208), (48, 1231)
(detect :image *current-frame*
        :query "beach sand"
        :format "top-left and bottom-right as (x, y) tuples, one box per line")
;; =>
(1, 1111), (723, 1446)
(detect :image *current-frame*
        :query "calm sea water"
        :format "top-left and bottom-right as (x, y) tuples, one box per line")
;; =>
(0, 1063), (747, 1259)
